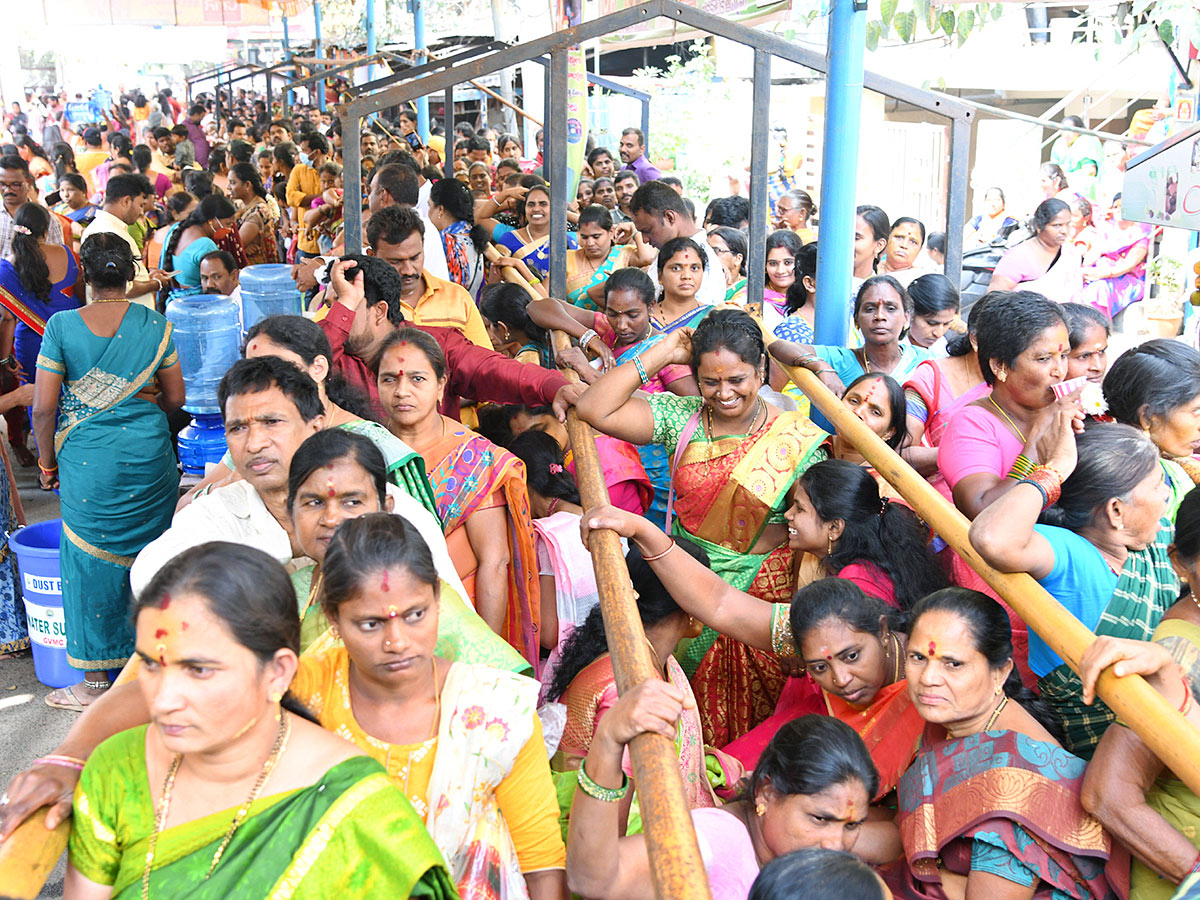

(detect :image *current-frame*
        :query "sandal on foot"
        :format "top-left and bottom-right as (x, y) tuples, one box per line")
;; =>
(44, 682), (106, 711)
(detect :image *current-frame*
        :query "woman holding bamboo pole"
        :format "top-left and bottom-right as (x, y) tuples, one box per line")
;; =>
(1078, 491), (1200, 899)
(566, 704), (877, 900)
(527, 268), (698, 529)
(969, 422), (1176, 758)
(928, 292), (1082, 519)
(575, 309), (827, 747)
(580, 496), (929, 793)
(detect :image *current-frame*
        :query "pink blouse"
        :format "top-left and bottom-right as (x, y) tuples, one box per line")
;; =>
(936, 403), (1023, 490)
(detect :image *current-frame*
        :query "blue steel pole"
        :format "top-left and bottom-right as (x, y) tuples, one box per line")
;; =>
(314, 1), (326, 112)
(366, 0), (376, 84)
(813, 0), (866, 347)
(414, 0), (429, 137)
(283, 16), (294, 109)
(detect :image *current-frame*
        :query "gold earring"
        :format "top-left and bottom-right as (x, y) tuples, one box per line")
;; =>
(997, 368), (1007, 383)
(827, 535), (834, 556)
(271, 691), (283, 722)
(995, 683), (1002, 696)
(755, 800), (767, 817)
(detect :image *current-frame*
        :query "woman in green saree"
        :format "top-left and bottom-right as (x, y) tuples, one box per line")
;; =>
(33, 232), (185, 711)
(65, 541), (454, 899)
(180, 314), (439, 520)
(576, 309), (827, 747)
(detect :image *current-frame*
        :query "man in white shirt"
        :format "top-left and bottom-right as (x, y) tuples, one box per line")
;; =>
(629, 181), (726, 306)
(199, 249), (241, 304)
(80, 173), (166, 307)
(0, 156), (63, 261)
(130, 356), (465, 602)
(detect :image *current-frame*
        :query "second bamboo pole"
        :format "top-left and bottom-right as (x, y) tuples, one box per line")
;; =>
(551, 329), (712, 900)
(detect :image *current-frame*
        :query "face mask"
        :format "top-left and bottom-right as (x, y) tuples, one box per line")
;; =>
(298, 152), (311, 167)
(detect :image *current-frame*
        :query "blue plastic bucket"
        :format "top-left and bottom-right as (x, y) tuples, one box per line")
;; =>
(10, 519), (79, 688)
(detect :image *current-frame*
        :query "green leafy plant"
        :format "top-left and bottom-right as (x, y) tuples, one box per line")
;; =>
(1148, 254), (1187, 311)
(794, 0), (1200, 53)
(627, 42), (736, 205)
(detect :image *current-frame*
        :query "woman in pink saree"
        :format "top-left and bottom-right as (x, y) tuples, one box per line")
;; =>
(1078, 197), (1152, 319)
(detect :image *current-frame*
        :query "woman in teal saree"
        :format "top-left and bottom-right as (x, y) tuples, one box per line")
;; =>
(33, 233), (184, 710)
(67, 542), (455, 899)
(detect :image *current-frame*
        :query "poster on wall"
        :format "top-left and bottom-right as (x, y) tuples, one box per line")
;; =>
(1123, 122), (1200, 233)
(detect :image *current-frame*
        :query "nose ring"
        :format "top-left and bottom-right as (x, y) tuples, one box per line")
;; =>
(384, 639), (391, 648)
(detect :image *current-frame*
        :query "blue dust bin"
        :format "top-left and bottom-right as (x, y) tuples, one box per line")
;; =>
(10, 519), (79, 688)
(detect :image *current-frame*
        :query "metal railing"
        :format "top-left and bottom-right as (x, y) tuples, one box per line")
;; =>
(337, 0), (974, 310)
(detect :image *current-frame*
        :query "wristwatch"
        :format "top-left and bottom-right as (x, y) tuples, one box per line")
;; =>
(0, 355), (16, 367)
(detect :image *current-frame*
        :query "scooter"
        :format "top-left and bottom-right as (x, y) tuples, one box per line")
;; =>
(959, 221), (1027, 315)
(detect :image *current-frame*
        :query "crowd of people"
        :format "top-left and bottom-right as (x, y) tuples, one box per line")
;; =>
(0, 81), (1197, 900)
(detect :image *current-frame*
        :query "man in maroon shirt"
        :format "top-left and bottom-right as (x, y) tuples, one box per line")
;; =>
(319, 254), (581, 421)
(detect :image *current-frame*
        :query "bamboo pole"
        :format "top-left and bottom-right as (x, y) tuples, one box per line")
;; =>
(551, 328), (712, 900)
(771, 354), (1200, 796)
(0, 809), (69, 899)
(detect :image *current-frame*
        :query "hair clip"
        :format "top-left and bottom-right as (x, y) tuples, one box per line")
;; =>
(104, 260), (118, 268)
(549, 463), (564, 474)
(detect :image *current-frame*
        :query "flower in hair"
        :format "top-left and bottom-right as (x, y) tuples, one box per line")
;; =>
(12, 224), (30, 235)
(549, 463), (564, 474)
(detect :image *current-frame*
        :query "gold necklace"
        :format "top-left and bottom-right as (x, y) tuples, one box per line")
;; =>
(983, 694), (1008, 732)
(704, 397), (766, 466)
(305, 570), (324, 614)
(91, 297), (129, 304)
(988, 396), (1027, 444)
(142, 714), (290, 899)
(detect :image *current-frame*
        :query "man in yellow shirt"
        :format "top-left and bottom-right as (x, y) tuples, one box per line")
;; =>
(285, 132), (329, 260)
(75, 128), (110, 194)
(364, 205), (491, 348)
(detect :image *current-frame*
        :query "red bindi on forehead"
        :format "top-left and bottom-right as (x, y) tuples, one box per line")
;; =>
(863, 380), (889, 405)
(381, 569), (390, 592)
(927, 640), (937, 657)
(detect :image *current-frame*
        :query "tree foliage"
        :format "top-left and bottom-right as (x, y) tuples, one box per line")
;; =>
(785, 0), (1199, 54)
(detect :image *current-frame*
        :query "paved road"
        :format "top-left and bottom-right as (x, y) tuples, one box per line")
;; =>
(1, 459), (70, 898)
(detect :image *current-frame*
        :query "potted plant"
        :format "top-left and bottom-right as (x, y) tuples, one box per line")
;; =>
(1145, 254), (1187, 337)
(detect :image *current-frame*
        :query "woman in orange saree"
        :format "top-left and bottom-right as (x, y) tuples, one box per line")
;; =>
(377, 326), (540, 670)
(575, 309), (827, 746)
